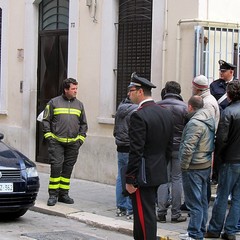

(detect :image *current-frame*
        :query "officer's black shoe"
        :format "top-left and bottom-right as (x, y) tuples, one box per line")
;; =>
(58, 194), (74, 204)
(47, 195), (58, 206)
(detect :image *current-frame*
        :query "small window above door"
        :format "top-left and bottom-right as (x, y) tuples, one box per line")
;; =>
(39, 0), (69, 31)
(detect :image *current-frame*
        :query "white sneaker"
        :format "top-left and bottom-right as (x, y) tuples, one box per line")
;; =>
(126, 210), (133, 220)
(126, 213), (133, 220)
(116, 208), (126, 217)
(179, 233), (189, 240)
(179, 233), (196, 240)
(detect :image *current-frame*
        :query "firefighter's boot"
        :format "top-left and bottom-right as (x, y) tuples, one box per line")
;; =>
(47, 195), (58, 206)
(58, 191), (74, 204)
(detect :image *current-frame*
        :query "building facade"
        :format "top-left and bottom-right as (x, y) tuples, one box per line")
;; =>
(0, 0), (239, 184)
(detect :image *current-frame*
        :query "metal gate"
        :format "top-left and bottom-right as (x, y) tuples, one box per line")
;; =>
(194, 23), (240, 83)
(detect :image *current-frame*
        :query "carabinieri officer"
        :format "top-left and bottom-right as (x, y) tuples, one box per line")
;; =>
(126, 72), (173, 240)
(210, 59), (237, 111)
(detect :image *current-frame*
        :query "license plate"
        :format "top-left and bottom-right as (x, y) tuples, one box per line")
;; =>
(0, 183), (13, 192)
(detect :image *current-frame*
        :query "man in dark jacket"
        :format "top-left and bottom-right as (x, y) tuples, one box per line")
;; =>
(205, 81), (240, 240)
(156, 81), (187, 223)
(113, 97), (137, 219)
(42, 78), (88, 206)
(126, 72), (173, 240)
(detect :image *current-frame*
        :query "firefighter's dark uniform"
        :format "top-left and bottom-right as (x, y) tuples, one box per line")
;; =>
(42, 94), (88, 204)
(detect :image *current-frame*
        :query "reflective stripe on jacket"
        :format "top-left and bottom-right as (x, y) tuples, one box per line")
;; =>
(42, 95), (88, 143)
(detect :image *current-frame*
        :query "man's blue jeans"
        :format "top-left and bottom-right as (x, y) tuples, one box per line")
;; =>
(182, 167), (211, 240)
(116, 152), (132, 212)
(207, 163), (240, 236)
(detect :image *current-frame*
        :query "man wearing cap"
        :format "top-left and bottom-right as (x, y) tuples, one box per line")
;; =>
(125, 72), (173, 240)
(193, 75), (220, 131)
(210, 60), (237, 111)
(210, 60), (237, 183)
(192, 75), (220, 203)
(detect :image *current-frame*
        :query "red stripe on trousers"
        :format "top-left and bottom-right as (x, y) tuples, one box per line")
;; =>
(136, 189), (146, 240)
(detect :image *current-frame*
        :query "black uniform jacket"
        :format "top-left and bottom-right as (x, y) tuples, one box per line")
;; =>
(210, 78), (238, 110)
(126, 100), (173, 187)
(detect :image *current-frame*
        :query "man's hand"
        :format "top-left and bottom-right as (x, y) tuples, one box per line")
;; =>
(126, 183), (137, 194)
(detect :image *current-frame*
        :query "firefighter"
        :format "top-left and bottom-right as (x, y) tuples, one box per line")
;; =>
(42, 78), (88, 206)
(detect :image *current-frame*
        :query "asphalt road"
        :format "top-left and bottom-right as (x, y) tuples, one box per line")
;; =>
(0, 210), (132, 240)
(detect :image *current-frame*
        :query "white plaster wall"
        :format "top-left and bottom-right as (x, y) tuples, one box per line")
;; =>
(0, 0), (8, 114)
(208, 0), (240, 23)
(3, 0), (240, 185)
(71, 0), (118, 184)
(73, 135), (117, 185)
(162, 0), (199, 102)
(151, 0), (165, 101)
(0, 0), (27, 151)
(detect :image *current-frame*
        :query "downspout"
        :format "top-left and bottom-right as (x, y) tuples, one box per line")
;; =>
(161, 0), (168, 85)
(176, 18), (240, 82)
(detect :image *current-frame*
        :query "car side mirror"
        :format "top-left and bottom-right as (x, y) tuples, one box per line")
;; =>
(0, 133), (4, 140)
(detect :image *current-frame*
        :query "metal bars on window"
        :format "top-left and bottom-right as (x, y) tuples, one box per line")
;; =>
(116, 0), (153, 107)
(194, 25), (240, 83)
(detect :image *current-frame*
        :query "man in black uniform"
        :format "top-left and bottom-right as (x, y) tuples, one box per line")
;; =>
(210, 59), (236, 111)
(210, 60), (237, 184)
(126, 73), (173, 240)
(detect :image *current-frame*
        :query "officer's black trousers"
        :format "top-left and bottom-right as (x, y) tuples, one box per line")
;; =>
(131, 186), (158, 240)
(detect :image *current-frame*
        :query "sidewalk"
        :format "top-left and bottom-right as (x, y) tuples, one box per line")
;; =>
(31, 172), (215, 240)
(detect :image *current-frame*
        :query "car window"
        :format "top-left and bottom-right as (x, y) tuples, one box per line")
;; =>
(0, 142), (16, 159)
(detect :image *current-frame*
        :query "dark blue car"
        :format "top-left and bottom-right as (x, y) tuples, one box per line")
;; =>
(0, 133), (40, 218)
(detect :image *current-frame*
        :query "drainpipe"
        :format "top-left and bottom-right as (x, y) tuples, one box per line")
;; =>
(161, 0), (168, 85)
(176, 18), (240, 82)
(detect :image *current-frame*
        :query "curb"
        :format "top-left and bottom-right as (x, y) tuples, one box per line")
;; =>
(31, 200), (180, 240)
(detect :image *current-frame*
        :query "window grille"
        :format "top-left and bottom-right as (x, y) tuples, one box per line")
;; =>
(116, 0), (153, 107)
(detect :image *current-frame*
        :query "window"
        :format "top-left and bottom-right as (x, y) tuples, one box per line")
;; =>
(116, 0), (153, 107)
(39, 0), (69, 31)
